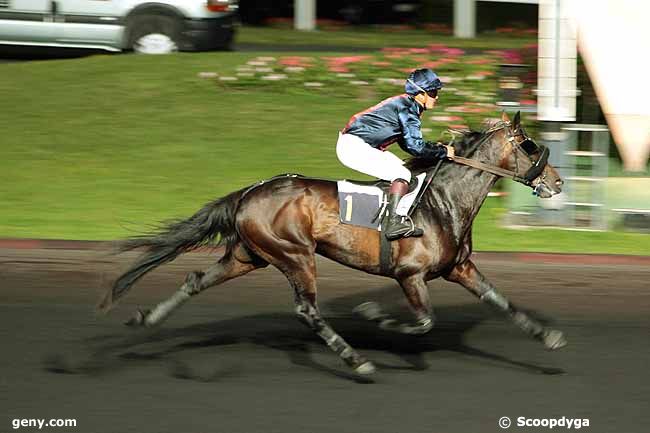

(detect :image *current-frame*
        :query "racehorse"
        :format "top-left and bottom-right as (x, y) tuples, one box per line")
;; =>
(100, 112), (566, 375)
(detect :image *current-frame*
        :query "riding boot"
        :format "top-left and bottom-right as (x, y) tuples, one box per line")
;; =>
(384, 179), (424, 241)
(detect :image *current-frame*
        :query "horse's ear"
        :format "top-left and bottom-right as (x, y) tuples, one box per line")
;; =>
(501, 111), (510, 123)
(513, 111), (521, 129)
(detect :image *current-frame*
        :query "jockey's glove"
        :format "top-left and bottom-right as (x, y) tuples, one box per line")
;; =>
(420, 141), (449, 159)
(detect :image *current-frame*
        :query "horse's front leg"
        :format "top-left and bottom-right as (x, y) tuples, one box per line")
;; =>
(354, 273), (434, 335)
(445, 259), (567, 350)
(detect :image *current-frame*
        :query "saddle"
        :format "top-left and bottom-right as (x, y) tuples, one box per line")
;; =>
(337, 173), (427, 230)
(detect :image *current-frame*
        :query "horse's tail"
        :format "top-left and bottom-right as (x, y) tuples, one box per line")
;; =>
(98, 187), (246, 312)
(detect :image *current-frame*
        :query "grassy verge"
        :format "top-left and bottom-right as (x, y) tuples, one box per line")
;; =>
(1, 49), (647, 254)
(237, 26), (537, 50)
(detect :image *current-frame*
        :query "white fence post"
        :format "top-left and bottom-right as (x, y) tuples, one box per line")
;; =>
(454, 0), (476, 38)
(295, 0), (316, 31)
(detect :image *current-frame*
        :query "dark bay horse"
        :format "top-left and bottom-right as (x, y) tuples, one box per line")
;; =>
(100, 112), (566, 375)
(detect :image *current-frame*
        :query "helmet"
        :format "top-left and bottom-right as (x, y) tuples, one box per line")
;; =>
(405, 69), (443, 96)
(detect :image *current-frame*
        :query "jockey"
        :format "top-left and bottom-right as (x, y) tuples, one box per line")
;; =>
(337, 68), (452, 240)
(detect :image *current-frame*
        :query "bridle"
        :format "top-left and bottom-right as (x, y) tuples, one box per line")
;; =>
(449, 121), (550, 194)
(407, 121), (551, 217)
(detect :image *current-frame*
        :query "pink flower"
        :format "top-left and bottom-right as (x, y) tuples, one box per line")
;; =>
(279, 56), (313, 67)
(419, 61), (442, 69)
(426, 45), (464, 56)
(440, 48), (464, 56)
(500, 50), (524, 63)
(323, 55), (371, 72)
(325, 55), (371, 64)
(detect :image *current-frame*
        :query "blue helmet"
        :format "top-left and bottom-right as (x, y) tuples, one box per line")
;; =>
(405, 68), (443, 96)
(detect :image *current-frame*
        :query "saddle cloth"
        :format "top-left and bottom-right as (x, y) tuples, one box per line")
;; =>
(336, 173), (427, 230)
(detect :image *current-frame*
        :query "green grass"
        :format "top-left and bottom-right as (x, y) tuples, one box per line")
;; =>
(473, 202), (650, 255)
(237, 26), (537, 50)
(0, 48), (648, 254)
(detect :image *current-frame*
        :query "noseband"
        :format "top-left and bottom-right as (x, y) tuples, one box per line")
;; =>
(449, 121), (549, 191)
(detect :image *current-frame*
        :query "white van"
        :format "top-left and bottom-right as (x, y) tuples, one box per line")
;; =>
(0, 0), (238, 54)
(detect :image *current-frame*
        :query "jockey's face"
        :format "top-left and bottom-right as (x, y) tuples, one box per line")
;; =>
(416, 90), (438, 110)
(425, 91), (438, 109)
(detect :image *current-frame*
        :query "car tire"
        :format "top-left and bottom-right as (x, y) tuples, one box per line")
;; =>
(128, 14), (183, 54)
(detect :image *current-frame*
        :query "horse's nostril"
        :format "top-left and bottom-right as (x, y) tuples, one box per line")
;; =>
(556, 179), (564, 186)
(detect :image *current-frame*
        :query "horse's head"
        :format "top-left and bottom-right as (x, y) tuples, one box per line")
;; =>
(498, 111), (563, 198)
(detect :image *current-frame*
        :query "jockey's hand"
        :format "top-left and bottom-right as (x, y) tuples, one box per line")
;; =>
(423, 141), (449, 160)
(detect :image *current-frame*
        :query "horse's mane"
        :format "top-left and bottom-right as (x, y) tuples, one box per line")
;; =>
(404, 122), (503, 175)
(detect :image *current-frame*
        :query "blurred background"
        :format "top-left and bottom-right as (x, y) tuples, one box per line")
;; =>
(1, 0), (648, 254)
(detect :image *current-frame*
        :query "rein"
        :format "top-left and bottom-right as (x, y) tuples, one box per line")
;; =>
(407, 159), (444, 217)
(447, 122), (549, 187)
(450, 155), (531, 184)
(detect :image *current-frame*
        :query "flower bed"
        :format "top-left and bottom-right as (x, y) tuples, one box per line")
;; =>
(206, 44), (539, 133)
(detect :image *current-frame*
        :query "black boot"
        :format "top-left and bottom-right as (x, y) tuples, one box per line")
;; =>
(384, 179), (424, 241)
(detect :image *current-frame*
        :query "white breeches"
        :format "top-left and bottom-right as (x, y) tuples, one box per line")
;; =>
(336, 133), (412, 182)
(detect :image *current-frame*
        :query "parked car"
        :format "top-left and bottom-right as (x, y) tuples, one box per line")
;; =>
(0, 0), (238, 54)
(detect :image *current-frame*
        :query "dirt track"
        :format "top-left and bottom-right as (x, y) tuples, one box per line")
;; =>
(1, 247), (649, 433)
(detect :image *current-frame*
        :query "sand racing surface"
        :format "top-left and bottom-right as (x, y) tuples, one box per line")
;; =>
(1, 246), (649, 433)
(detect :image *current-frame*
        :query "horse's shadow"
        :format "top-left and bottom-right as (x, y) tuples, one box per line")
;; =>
(44, 286), (565, 383)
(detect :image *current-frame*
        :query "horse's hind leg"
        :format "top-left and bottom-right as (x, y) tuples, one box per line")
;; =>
(445, 259), (567, 350)
(354, 273), (434, 335)
(287, 266), (376, 375)
(127, 245), (267, 327)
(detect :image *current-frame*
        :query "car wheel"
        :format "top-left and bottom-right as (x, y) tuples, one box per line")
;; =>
(129, 14), (182, 54)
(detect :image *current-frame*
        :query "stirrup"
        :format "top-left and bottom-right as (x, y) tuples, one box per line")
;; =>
(385, 215), (423, 240)
(400, 215), (423, 238)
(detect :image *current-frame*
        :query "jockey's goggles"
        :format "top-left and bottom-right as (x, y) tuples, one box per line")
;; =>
(407, 78), (441, 98)
(426, 89), (439, 99)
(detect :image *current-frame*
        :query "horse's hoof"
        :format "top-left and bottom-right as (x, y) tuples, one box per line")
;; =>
(125, 309), (150, 327)
(400, 318), (434, 335)
(543, 330), (567, 350)
(355, 361), (376, 375)
(353, 302), (384, 321)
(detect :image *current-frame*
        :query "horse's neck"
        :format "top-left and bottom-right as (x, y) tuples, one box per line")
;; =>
(446, 167), (497, 222)
(427, 142), (501, 238)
